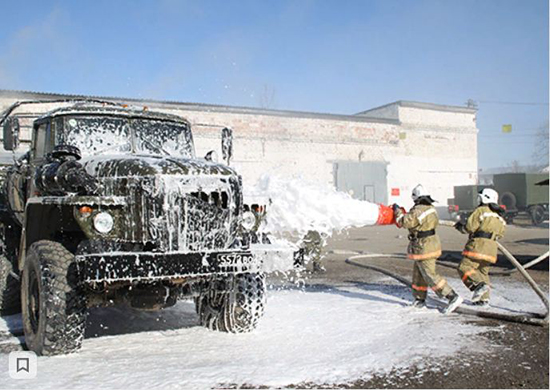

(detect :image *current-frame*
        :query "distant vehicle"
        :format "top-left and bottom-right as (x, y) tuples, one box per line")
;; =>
(448, 173), (549, 226)
(495, 173), (549, 225)
(447, 184), (494, 221)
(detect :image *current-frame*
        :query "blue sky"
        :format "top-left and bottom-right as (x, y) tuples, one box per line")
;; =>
(0, 0), (547, 169)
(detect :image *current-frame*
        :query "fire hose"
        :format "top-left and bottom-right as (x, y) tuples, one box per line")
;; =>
(345, 220), (549, 326)
(437, 250), (550, 276)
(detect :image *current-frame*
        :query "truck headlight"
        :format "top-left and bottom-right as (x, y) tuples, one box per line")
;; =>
(242, 211), (256, 231)
(93, 212), (114, 234)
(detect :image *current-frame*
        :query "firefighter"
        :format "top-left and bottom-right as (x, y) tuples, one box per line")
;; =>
(454, 188), (506, 306)
(393, 184), (463, 314)
(301, 230), (325, 273)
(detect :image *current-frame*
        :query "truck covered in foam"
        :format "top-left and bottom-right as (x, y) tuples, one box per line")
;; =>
(0, 100), (296, 356)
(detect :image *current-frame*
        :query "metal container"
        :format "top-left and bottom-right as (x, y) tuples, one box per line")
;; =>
(493, 173), (549, 210)
(453, 184), (492, 211)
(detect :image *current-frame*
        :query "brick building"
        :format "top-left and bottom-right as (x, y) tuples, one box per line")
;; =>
(0, 89), (478, 208)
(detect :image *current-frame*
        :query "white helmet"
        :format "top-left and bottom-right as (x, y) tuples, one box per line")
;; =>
(478, 188), (498, 205)
(411, 184), (430, 201)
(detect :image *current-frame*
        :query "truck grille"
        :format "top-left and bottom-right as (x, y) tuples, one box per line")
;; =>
(101, 175), (240, 252)
(189, 191), (230, 209)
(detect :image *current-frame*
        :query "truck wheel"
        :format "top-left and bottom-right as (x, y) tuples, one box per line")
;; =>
(0, 255), (20, 315)
(21, 241), (87, 356)
(196, 273), (266, 333)
(530, 205), (545, 226)
(0, 223), (20, 315)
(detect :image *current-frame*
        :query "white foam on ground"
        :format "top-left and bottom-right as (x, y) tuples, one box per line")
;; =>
(4, 276), (532, 389)
(454, 277), (548, 316)
(247, 175), (381, 238)
(0, 276), (545, 388)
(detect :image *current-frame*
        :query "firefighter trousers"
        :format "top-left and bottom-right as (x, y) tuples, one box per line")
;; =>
(412, 258), (454, 301)
(457, 257), (491, 301)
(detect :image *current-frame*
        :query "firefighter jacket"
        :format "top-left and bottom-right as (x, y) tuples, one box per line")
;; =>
(461, 205), (506, 263)
(395, 204), (441, 261)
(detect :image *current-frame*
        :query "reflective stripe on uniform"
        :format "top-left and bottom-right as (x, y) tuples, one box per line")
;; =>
(432, 278), (447, 291)
(412, 284), (428, 291)
(461, 269), (476, 282)
(407, 250), (442, 260)
(462, 250), (497, 263)
(479, 212), (506, 225)
(418, 208), (436, 222)
(396, 213), (405, 223)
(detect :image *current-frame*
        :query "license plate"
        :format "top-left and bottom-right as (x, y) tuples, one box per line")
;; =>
(217, 253), (254, 268)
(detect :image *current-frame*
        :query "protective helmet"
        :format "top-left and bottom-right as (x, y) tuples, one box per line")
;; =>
(478, 188), (498, 205)
(411, 184), (429, 201)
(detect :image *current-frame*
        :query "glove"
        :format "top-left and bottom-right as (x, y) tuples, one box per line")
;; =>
(392, 203), (401, 213)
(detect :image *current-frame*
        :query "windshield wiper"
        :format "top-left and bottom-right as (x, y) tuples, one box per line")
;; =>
(96, 141), (131, 155)
(139, 138), (171, 156)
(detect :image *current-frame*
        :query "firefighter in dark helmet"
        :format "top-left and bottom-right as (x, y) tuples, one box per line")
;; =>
(301, 230), (325, 273)
(393, 184), (463, 314)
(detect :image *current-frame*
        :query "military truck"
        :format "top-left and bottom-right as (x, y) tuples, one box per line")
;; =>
(494, 173), (549, 226)
(447, 184), (493, 221)
(448, 173), (549, 226)
(0, 100), (294, 356)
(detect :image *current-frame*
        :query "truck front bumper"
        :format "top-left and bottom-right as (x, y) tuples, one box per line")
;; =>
(75, 244), (298, 283)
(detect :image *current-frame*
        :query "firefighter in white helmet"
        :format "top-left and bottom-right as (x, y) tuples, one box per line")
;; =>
(393, 184), (463, 314)
(454, 188), (506, 306)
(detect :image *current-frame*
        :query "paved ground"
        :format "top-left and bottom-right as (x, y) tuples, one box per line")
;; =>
(291, 218), (549, 389)
(1, 218), (547, 388)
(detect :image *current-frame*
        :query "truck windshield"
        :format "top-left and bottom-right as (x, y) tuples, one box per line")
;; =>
(62, 115), (194, 158)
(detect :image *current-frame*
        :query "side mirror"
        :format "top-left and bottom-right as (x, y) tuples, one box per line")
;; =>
(3, 117), (20, 151)
(221, 127), (233, 166)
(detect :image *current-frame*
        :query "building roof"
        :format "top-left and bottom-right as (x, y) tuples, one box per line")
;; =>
(355, 100), (477, 116)
(0, 89), (400, 125)
(1, 90), (477, 127)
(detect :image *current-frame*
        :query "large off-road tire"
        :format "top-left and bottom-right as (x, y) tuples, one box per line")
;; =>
(195, 273), (266, 333)
(21, 240), (87, 356)
(0, 254), (20, 315)
(529, 205), (546, 226)
(0, 223), (20, 315)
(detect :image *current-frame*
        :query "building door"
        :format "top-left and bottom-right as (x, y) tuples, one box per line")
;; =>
(363, 185), (375, 202)
(334, 161), (388, 204)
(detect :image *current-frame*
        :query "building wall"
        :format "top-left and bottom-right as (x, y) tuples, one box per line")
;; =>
(399, 106), (477, 128)
(0, 92), (478, 208)
(156, 106), (478, 208)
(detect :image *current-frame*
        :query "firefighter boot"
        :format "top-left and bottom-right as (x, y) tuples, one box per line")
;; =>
(411, 299), (426, 308)
(312, 261), (326, 273)
(471, 283), (490, 303)
(443, 292), (463, 315)
(472, 300), (489, 307)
